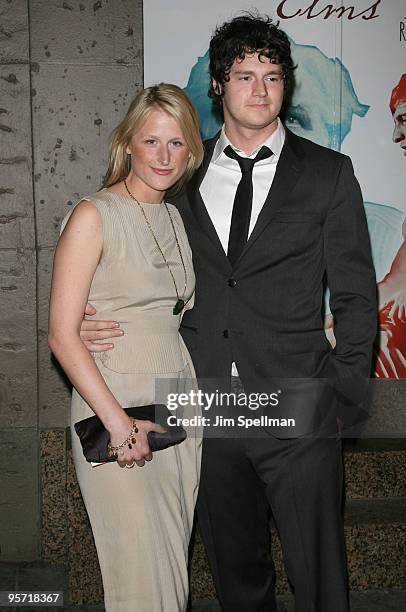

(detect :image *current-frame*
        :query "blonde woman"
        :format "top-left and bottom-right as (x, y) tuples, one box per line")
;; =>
(48, 84), (204, 612)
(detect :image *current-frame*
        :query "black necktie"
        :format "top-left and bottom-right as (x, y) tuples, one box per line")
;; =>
(224, 145), (273, 266)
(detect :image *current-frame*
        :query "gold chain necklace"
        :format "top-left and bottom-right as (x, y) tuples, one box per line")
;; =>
(124, 179), (188, 315)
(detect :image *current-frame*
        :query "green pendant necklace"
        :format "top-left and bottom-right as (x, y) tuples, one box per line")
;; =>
(124, 180), (188, 315)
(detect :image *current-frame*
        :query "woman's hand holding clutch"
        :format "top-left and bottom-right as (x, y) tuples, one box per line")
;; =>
(108, 412), (167, 468)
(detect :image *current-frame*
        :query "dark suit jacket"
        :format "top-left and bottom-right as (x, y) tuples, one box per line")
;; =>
(170, 128), (377, 436)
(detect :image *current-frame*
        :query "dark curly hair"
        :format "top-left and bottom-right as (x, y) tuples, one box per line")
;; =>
(209, 11), (295, 106)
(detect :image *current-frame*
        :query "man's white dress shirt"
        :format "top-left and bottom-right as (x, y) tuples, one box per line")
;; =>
(200, 119), (286, 253)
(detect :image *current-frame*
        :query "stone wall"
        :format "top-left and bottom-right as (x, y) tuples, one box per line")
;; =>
(0, 0), (143, 562)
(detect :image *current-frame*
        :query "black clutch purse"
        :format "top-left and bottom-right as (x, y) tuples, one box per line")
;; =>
(74, 404), (187, 463)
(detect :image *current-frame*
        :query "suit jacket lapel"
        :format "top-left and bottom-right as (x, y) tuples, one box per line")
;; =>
(239, 128), (304, 262)
(186, 133), (230, 260)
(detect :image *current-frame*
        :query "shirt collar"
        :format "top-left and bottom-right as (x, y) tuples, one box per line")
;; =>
(212, 118), (285, 166)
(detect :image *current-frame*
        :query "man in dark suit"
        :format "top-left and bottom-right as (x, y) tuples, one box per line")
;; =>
(174, 14), (376, 611)
(81, 13), (376, 612)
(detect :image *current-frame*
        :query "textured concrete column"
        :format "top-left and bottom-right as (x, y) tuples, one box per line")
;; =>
(30, 0), (143, 429)
(1, 0), (143, 563)
(27, 0), (143, 565)
(0, 0), (39, 561)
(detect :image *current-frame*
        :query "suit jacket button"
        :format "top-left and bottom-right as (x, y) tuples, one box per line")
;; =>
(223, 330), (229, 338)
(228, 278), (237, 287)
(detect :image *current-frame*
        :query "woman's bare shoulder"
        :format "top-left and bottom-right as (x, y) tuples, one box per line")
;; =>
(60, 198), (102, 236)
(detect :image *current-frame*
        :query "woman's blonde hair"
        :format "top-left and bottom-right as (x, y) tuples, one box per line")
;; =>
(103, 83), (204, 196)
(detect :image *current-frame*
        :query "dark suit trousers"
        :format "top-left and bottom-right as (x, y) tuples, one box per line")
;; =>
(196, 432), (349, 612)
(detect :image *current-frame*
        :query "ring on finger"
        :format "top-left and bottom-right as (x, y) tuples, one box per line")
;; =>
(125, 462), (135, 469)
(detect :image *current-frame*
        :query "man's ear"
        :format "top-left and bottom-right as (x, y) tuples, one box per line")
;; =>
(212, 79), (222, 96)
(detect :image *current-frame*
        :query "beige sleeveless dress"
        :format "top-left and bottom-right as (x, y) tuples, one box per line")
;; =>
(64, 189), (202, 612)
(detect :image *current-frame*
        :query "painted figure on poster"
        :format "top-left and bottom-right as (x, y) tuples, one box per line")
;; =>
(374, 75), (406, 377)
(391, 74), (406, 156)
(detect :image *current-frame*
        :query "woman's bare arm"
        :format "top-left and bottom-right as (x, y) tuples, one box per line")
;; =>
(48, 201), (162, 464)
